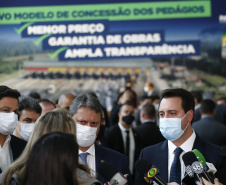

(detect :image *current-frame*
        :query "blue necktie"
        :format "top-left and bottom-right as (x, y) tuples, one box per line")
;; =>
(170, 147), (183, 185)
(79, 152), (89, 165)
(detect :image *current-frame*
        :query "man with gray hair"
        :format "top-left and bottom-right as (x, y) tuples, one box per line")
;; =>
(69, 93), (133, 185)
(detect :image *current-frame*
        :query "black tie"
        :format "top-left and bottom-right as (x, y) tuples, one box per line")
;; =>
(170, 147), (183, 185)
(125, 130), (130, 158)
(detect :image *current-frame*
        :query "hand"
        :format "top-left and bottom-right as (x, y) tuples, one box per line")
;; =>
(167, 183), (179, 185)
(196, 177), (223, 185)
(103, 174), (129, 185)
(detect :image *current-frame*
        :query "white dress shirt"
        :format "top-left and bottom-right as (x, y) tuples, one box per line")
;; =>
(79, 144), (96, 177)
(118, 122), (135, 172)
(0, 135), (13, 172)
(168, 131), (196, 181)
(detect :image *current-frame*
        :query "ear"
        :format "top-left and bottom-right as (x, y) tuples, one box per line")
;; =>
(96, 126), (100, 137)
(187, 110), (194, 123)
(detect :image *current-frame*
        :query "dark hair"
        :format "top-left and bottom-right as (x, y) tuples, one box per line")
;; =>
(39, 99), (56, 108)
(218, 97), (226, 102)
(160, 88), (195, 113)
(18, 97), (42, 119)
(201, 99), (215, 114)
(28, 92), (41, 100)
(149, 95), (160, 102)
(138, 95), (148, 102)
(190, 90), (203, 103)
(21, 132), (79, 185)
(69, 93), (102, 118)
(141, 102), (156, 118)
(0, 85), (20, 101)
(119, 101), (133, 112)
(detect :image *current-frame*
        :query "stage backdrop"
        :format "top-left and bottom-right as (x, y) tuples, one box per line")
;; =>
(0, 0), (226, 62)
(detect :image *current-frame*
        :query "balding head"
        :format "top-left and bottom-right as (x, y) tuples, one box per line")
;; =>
(58, 93), (76, 111)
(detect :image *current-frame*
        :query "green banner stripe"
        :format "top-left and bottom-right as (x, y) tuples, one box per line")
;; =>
(0, 1), (211, 24)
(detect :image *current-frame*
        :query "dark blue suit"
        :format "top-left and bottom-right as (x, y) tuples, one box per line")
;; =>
(192, 116), (226, 146)
(95, 144), (133, 185)
(137, 134), (226, 184)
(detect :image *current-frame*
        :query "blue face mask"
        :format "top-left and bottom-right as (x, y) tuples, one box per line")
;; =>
(159, 112), (189, 141)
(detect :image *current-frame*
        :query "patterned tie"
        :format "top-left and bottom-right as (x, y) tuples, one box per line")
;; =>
(79, 152), (89, 165)
(170, 147), (183, 185)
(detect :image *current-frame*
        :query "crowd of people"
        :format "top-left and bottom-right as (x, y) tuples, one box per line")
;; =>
(0, 83), (225, 185)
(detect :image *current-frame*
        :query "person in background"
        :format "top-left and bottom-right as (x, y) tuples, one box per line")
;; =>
(13, 97), (42, 141)
(28, 92), (41, 102)
(125, 81), (137, 108)
(110, 89), (135, 126)
(191, 90), (203, 123)
(103, 102), (141, 176)
(69, 93), (133, 185)
(134, 95), (151, 127)
(143, 81), (159, 97)
(57, 93), (76, 111)
(4, 109), (99, 185)
(39, 99), (56, 115)
(0, 86), (26, 180)
(217, 97), (226, 105)
(192, 99), (226, 146)
(134, 102), (165, 149)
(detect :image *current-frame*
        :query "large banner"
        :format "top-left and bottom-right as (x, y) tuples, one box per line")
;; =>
(0, 0), (226, 61)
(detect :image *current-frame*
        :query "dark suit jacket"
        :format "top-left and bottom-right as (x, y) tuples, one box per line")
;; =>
(95, 144), (133, 185)
(137, 134), (226, 184)
(134, 108), (141, 127)
(192, 116), (226, 146)
(102, 125), (142, 174)
(10, 135), (27, 161)
(134, 121), (165, 149)
(193, 105), (226, 125)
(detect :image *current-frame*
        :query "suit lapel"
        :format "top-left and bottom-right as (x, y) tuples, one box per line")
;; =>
(158, 140), (169, 182)
(116, 125), (125, 153)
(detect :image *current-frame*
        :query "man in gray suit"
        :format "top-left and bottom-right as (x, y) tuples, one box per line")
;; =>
(192, 99), (226, 146)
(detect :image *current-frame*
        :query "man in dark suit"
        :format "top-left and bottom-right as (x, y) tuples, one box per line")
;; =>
(191, 90), (202, 123)
(134, 102), (165, 149)
(136, 88), (226, 185)
(192, 99), (226, 146)
(0, 86), (27, 177)
(69, 93), (133, 185)
(103, 102), (141, 175)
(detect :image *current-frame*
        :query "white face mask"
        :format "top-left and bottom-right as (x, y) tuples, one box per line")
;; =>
(144, 86), (149, 92)
(18, 122), (35, 141)
(159, 112), (189, 141)
(0, 112), (18, 135)
(76, 123), (98, 147)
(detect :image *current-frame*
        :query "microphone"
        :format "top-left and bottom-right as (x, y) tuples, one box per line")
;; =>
(98, 161), (127, 185)
(181, 174), (197, 185)
(182, 151), (214, 185)
(192, 149), (217, 180)
(135, 158), (167, 185)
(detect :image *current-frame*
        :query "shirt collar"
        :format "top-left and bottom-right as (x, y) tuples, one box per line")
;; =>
(78, 143), (95, 156)
(118, 122), (132, 132)
(142, 119), (155, 124)
(5, 135), (11, 143)
(195, 104), (201, 110)
(168, 130), (196, 154)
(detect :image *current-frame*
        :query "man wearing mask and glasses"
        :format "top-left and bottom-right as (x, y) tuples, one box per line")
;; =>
(103, 102), (141, 177)
(0, 86), (26, 180)
(136, 88), (226, 185)
(69, 93), (133, 185)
